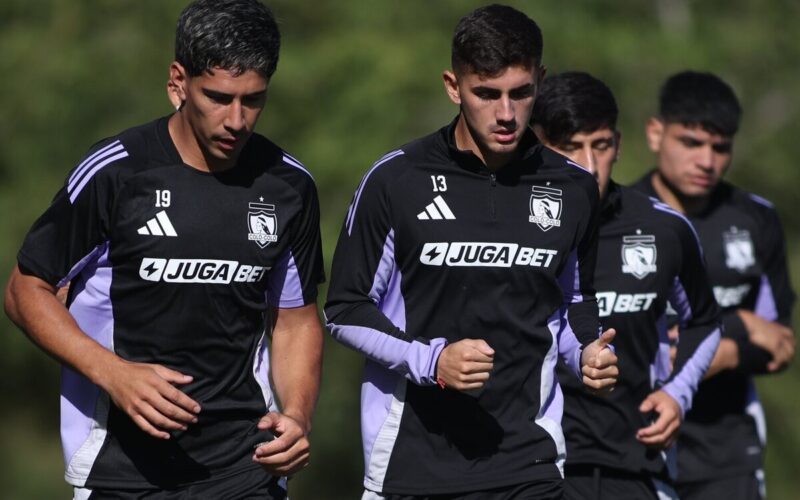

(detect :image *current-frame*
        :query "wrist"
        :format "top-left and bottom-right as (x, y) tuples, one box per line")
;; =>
(281, 409), (312, 435)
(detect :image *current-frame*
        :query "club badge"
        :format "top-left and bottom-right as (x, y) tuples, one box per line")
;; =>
(529, 185), (562, 231)
(723, 227), (755, 273)
(248, 201), (278, 248)
(621, 233), (657, 279)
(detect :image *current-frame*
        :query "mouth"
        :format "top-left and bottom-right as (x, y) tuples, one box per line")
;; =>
(493, 129), (517, 144)
(689, 175), (714, 188)
(215, 137), (240, 152)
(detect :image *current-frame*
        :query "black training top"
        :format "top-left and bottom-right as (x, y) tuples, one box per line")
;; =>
(325, 119), (602, 495)
(558, 181), (720, 478)
(17, 116), (324, 489)
(633, 172), (795, 482)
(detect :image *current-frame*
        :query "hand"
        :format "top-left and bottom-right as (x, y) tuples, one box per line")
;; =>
(102, 360), (200, 440)
(739, 310), (795, 372)
(253, 412), (311, 476)
(636, 390), (681, 449)
(580, 328), (618, 394)
(435, 339), (494, 391)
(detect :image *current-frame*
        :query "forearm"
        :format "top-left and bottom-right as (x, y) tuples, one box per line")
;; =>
(325, 301), (446, 385)
(4, 266), (121, 388)
(704, 338), (739, 379)
(270, 304), (324, 433)
(664, 326), (720, 414)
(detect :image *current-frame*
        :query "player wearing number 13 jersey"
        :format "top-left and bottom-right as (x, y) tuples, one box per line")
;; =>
(325, 6), (618, 499)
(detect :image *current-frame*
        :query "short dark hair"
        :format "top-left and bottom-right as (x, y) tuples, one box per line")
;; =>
(659, 71), (741, 136)
(451, 4), (543, 76)
(531, 71), (618, 146)
(175, 0), (281, 78)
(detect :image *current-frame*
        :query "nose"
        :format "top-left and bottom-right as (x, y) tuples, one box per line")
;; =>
(696, 144), (714, 170)
(224, 100), (246, 132)
(579, 144), (597, 174)
(496, 96), (515, 124)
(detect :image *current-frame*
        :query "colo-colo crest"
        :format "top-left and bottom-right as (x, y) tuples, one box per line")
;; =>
(723, 226), (755, 273)
(621, 234), (657, 279)
(529, 185), (562, 231)
(248, 201), (278, 248)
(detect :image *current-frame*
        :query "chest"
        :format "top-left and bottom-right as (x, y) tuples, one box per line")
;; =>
(691, 207), (763, 308)
(594, 218), (676, 318)
(390, 166), (587, 277)
(107, 168), (297, 287)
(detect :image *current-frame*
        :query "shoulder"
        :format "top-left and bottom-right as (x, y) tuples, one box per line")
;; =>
(537, 145), (599, 205)
(626, 187), (702, 249)
(715, 181), (784, 232)
(65, 118), (173, 202)
(353, 132), (441, 189)
(244, 134), (319, 194)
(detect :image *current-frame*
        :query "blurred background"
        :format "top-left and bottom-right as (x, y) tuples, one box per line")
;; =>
(1, 0), (798, 498)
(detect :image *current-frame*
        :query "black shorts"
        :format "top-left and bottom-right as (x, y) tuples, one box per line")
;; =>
(77, 467), (286, 500)
(676, 472), (763, 500)
(563, 464), (664, 500)
(364, 478), (563, 500)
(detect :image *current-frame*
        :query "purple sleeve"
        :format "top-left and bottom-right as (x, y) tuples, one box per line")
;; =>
(325, 153), (447, 386)
(661, 213), (722, 415)
(266, 170), (324, 308)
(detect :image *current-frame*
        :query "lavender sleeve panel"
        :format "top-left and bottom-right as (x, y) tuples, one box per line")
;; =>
(553, 308), (582, 380)
(329, 323), (446, 386)
(662, 328), (720, 417)
(668, 276), (693, 328)
(267, 250), (306, 308)
(754, 274), (779, 322)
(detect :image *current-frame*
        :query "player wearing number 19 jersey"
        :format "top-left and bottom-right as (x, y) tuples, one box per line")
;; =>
(5, 1), (324, 497)
(532, 72), (721, 500)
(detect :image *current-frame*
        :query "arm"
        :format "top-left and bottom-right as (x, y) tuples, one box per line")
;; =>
(254, 303), (324, 475)
(556, 175), (617, 392)
(324, 155), (454, 388)
(6, 147), (201, 439)
(5, 266), (200, 439)
(709, 203), (795, 375)
(638, 216), (720, 448)
(738, 309), (794, 372)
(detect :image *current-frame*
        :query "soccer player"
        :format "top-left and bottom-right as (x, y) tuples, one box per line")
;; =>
(531, 71), (721, 500)
(632, 71), (796, 500)
(3, 1), (325, 498)
(325, 6), (618, 499)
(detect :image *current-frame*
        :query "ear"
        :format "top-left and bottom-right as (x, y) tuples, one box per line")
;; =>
(167, 62), (188, 111)
(442, 70), (461, 105)
(535, 65), (547, 94)
(531, 124), (547, 145)
(645, 117), (664, 153)
(614, 130), (622, 162)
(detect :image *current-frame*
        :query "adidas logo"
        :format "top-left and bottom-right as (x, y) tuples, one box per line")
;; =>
(137, 210), (178, 237)
(417, 195), (456, 220)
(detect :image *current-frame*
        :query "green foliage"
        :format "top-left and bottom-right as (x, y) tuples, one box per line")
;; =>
(1, 1), (798, 498)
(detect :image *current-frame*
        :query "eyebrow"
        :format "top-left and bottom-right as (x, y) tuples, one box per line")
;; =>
(470, 83), (534, 93)
(202, 88), (267, 99)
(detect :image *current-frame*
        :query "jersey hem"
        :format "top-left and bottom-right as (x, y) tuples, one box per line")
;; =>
(368, 462), (561, 495)
(73, 462), (268, 490)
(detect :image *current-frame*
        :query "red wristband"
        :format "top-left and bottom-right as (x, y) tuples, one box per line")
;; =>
(436, 377), (446, 389)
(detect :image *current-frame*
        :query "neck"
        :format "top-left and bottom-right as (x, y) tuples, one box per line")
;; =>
(454, 115), (515, 171)
(650, 171), (709, 215)
(168, 113), (235, 173)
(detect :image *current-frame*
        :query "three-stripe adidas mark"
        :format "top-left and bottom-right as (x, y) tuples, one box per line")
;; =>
(417, 195), (456, 220)
(137, 211), (178, 237)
